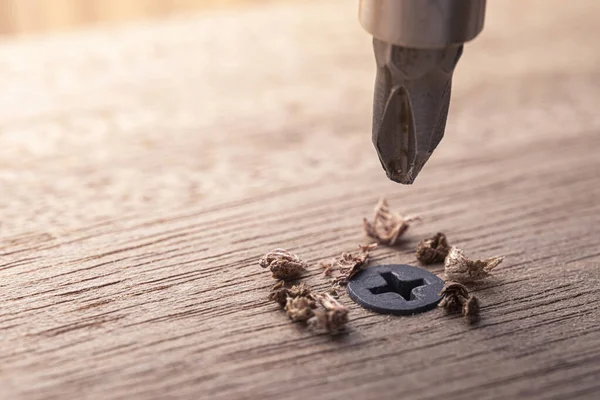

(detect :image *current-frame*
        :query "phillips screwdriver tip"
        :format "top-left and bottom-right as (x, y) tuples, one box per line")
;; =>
(371, 40), (463, 184)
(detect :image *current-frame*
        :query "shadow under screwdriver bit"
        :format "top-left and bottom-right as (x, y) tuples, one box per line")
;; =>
(371, 40), (463, 184)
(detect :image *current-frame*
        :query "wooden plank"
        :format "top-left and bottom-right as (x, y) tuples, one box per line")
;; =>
(1, 0), (599, 399)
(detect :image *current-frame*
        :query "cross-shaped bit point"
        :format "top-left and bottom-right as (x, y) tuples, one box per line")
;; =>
(368, 272), (426, 301)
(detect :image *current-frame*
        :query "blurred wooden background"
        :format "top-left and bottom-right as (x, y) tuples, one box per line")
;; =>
(0, 0), (283, 34)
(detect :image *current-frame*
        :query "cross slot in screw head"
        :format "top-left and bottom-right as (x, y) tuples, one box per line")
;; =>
(368, 272), (425, 301)
(347, 264), (444, 315)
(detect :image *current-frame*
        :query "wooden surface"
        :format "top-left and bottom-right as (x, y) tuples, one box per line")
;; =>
(1, 1), (600, 399)
(0, 0), (287, 35)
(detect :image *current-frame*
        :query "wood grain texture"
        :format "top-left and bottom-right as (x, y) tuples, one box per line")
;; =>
(1, 1), (600, 399)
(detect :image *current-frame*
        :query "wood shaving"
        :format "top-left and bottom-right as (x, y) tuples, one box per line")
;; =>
(358, 243), (378, 253)
(416, 232), (451, 264)
(271, 280), (285, 291)
(308, 293), (349, 335)
(261, 252), (351, 335)
(363, 198), (420, 245)
(259, 248), (307, 281)
(439, 281), (480, 324)
(320, 243), (377, 286)
(285, 296), (317, 322)
(444, 246), (504, 283)
(462, 295), (480, 323)
(438, 281), (469, 313)
(269, 282), (313, 308)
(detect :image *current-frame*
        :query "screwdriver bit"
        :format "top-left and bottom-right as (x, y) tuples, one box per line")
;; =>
(358, 0), (487, 184)
(371, 41), (463, 184)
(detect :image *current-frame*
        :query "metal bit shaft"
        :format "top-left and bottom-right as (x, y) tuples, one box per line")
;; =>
(371, 41), (462, 184)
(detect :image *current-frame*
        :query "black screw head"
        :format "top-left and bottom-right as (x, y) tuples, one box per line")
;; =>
(347, 264), (444, 315)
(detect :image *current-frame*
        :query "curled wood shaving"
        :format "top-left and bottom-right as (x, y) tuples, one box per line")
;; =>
(271, 280), (285, 291)
(438, 281), (469, 313)
(285, 296), (317, 322)
(444, 247), (504, 283)
(308, 293), (349, 335)
(363, 198), (420, 245)
(269, 282), (313, 308)
(462, 295), (480, 323)
(261, 252), (352, 335)
(439, 281), (480, 324)
(320, 243), (377, 286)
(259, 248), (307, 281)
(416, 232), (451, 264)
(358, 243), (378, 253)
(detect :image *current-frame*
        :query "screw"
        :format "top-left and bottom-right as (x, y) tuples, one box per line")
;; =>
(347, 264), (444, 315)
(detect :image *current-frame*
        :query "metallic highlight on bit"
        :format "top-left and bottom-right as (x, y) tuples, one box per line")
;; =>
(371, 41), (462, 184)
